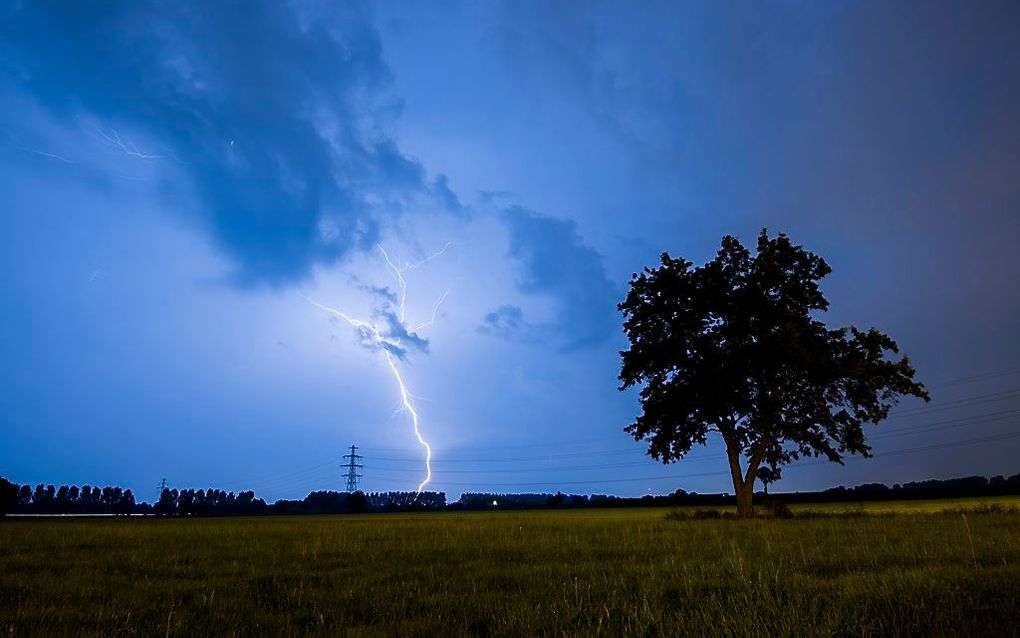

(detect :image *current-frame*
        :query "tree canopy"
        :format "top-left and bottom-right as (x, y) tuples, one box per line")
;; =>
(619, 230), (929, 516)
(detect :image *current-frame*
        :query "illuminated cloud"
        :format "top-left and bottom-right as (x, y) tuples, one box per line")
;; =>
(0, 1), (460, 287)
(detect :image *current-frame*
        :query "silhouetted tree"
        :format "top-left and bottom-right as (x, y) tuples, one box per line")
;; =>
(366, 491), (445, 511)
(39, 485), (55, 513)
(17, 485), (32, 508)
(55, 485), (70, 510)
(33, 485), (46, 513)
(193, 489), (208, 515)
(619, 231), (929, 517)
(757, 466), (780, 495)
(177, 488), (194, 515)
(346, 491), (367, 514)
(115, 489), (135, 515)
(80, 485), (94, 510)
(101, 487), (119, 513)
(0, 478), (17, 517)
(155, 488), (177, 516)
(546, 492), (566, 506)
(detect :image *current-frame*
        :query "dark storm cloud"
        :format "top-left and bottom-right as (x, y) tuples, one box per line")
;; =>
(429, 174), (465, 216)
(0, 1), (453, 286)
(478, 304), (529, 340)
(495, 206), (619, 350)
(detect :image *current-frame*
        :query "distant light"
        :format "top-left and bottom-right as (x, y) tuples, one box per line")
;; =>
(492, 500), (498, 507)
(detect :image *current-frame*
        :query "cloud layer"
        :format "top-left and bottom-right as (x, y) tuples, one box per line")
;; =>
(496, 206), (619, 350)
(1, 1), (434, 286)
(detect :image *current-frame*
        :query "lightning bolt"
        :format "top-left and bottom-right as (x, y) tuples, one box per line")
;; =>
(93, 126), (172, 161)
(382, 350), (432, 493)
(303, 244), (449, 496)
(26, 149), (77, 164)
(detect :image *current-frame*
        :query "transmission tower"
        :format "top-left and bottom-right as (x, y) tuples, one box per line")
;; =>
(156, 477), (168, 502)
(341, 445), (363, 492)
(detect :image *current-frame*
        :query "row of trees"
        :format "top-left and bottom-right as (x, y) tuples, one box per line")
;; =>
(2, 480), (137, 515)
(154, 488), (447, 515)
(4, 474), (1020, 517)
(155, 488), (267, 516)
(456, 475), (1020, 510)
(274, 490), (447, 514)
(6, 473), (1017, 518)
(0, 478), (447, 516)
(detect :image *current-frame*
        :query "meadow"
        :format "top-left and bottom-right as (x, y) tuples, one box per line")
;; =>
(2, 498), (1019, 636)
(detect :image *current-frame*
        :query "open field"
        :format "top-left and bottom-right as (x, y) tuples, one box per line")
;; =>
(2, 499), (1019, 635)
(785, 494), (1020, 514)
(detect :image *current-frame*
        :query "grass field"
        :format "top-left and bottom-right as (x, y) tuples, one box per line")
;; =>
(2, 498), (1019, 635)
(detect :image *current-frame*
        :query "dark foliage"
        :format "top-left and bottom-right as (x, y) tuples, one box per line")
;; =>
(154, 488), (267, 516)
(10, 482), (140, 515)
(2, 473), (1016, 517)
(0, 478), (17, 517)
(666, 503), (1020, 522)
(619, 230), (929, 516)
(762, 498), (794, 518)
(4, 480), (446, 516)
(273, 491), (445, 515)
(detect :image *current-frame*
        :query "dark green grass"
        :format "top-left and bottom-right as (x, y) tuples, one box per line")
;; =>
(2, 504), (1019, 635)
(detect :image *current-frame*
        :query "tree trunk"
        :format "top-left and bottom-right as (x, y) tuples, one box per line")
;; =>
(735, 481), (754, 519)
(722, 435), (755, 518)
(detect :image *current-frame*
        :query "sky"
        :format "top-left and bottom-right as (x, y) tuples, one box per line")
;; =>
(2, 0), (1019, 502)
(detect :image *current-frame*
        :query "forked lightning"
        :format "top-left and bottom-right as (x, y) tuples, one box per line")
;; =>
(303, 244), (449, 495)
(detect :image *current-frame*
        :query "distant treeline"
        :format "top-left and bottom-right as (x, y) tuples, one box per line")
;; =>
(457, 473), (1020, 510)
(273, 490), (446, 514)
(0, 482), (138, 515)
(2, 473), (1018, 517)
(0, 478), (446, 516)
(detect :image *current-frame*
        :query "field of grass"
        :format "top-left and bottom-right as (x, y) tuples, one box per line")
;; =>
(786, 494), (1020, 514)
(2, 499), (1019, 635)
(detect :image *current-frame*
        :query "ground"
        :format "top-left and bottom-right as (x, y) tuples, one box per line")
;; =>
(2, 497), (1019, 635)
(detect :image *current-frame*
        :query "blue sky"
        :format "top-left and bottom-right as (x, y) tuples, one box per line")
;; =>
(2, 1), (1019, 501)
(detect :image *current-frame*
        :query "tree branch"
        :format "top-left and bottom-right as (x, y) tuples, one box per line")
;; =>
(744, 435), (771, 485)
(720, 428), (746, 491)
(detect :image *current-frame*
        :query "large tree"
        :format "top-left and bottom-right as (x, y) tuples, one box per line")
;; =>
(618, 231), (928, 517)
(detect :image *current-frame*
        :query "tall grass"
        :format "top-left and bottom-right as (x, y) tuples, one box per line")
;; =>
(2, 507), (1018, 635)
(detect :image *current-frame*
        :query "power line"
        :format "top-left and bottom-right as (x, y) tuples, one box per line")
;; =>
(363, 434), (630, 454)
(870, 408), (1020, 440)
(186, 459), (340, 495)
(237, 404), (1020, 496)
(359, 385), (1020, 465)
(362, 408), (1020, 466)
(927, 367), (1020, 389)
(186, 371), (1020, 496)
(362, 405), (1020, 478)
(363, 448), (651, 464)
(361, 369), (1020, 455)
(173, 415), (1020, 498)
(366, 457), (724, 475)
(889, 386), (1020, 419)
(400, 429), (1020, 488)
